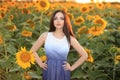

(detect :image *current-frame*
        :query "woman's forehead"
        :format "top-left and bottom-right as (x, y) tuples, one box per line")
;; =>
(54, 12), (64, 17)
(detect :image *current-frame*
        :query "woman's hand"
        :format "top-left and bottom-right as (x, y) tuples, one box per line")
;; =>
(39, 62), (47, 70)
(62, 61), (73, 71)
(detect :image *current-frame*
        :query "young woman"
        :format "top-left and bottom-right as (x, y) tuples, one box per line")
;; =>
(30, 10), (88, 80)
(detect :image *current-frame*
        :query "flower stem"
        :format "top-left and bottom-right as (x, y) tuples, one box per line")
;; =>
(39, 12), (44, 34)
(3, 38), (9, 73)
(3, 38), (8, 60)
(113, 52), (116, 80)
(40, 12), (43, 24)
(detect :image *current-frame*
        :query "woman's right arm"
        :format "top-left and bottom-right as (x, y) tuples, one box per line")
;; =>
(30, 32), (48, 69)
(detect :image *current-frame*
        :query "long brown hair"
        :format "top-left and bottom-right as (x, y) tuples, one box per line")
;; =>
(49, 10), (75, 44)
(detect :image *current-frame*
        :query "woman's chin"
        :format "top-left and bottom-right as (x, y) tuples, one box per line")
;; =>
(55, 26), (63, 29)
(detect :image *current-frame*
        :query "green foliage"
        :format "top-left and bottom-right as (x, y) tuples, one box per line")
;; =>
(0, 2), (120, 80)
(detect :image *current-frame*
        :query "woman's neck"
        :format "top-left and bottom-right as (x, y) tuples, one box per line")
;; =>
(53, 29), (64, 36)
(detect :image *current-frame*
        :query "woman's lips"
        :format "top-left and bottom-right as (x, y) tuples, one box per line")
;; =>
(56, 24), (61, 26)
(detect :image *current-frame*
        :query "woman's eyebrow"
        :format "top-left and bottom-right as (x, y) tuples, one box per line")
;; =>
(54, 16), (64, 18)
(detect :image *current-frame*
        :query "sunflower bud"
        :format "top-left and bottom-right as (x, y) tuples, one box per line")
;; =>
(109, 47), (118, 53)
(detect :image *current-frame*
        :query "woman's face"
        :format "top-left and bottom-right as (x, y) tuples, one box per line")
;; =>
(53, 12), (64, 29)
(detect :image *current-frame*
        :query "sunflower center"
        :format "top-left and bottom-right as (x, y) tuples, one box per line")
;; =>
(96, 19), (104, 25)
(40, 1), (46, 8)
(1, 13), (5, 17)
(23, 8), (29, 14)
(23, 31), (30, 35)
(92, 27), (100, 31)
(82, 7), (87, 12)
(23, 32), (28, 35)
(89, 6), (92, 9)
(20, 52), (31, 62)
(76, 19), (82, 23)
(0, 36), (3, 44)
(99, 4), (102, 7)
(7, 25), (15, 30)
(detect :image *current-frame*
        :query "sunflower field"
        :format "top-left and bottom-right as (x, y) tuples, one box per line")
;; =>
(0, 0), (120, 80)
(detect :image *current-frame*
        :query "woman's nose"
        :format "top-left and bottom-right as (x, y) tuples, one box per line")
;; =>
(56, 19), (61, 22)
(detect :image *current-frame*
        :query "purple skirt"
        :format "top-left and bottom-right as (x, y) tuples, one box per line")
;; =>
(43, 59), (70, 80)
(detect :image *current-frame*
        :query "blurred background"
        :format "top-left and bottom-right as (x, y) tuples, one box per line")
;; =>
(1, 0), (120, 3)
(0, 0), (120, 80)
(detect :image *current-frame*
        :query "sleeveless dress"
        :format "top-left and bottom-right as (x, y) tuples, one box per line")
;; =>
(43, 32), (70, 80)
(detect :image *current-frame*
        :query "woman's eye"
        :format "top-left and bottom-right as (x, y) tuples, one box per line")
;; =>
(54, 17), (64, 20)
(54, 17), (57, 20)
(60, 17), (64, 20)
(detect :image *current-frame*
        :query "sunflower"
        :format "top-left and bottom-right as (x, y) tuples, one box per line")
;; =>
(45, 11), (52, 16)
(77, 26), (88, 36)
(116, 4), (120, 9)
(24, 72), (32, 80)
(74, 16), (85, 26)
(9, 15), (14, 20)
(96, 3), (105, 10)
(36, 0), (50, 11)
(22, 8), (31, 14)
(61, 7), (68, 13)
(26, 19), (35, 29)
(86, 15), (95, 21)
(89, 4), (94, 10)
(88, 26), (104, 36)
(0, 13), (5, 18)
(67, 13), (74, 20)
(0, 35), (3, 44)
(118, 26), (120, 30)
(23, 3), (29, 9)
(16, 47), (35, 69)
(105, 3), (112, 7)
(115, 55), (120, 64)
(8, 1), (16, 7)
(1, 6), (7, 13)
(110, 11), (115, 18)
(5, 25), (17, 31)
(91, 0), (94, 3)
(0, 15), (2, 19)
(116, 55), (120, 60)
(84, 48), (94, 63)
(93, 17), (107, 29)
(40, 55), (47, 62)
(21, 30), (32, 37)
(80, 5), (90, 13)
(93, 15), (101, 19)
(115, 59), (119, 64)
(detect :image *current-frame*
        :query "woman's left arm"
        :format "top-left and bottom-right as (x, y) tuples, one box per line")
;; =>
(69, 36), (88, 71)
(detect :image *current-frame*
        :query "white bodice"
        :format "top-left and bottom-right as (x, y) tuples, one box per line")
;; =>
(44, 32), (70, 60)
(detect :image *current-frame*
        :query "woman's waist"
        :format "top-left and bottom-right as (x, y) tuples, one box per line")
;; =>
(47, 57), (67, 61)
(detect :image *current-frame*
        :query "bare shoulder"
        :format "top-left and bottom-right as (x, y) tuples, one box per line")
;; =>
(70, 36), (79, 46)
(70, 36), (77, 42)
(38, 32), (48, 41)
(40, 32), (48, 38)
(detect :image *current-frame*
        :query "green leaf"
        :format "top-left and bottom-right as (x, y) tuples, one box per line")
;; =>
(9, 64), (20, 72)
(85, 69), (108, 80)
(71, 68), (85, 79)
(6, 72), (22, 80)
(6, 44), (16, 55)
(0, 56), (15, 68)
(29, 71), (42, 79)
